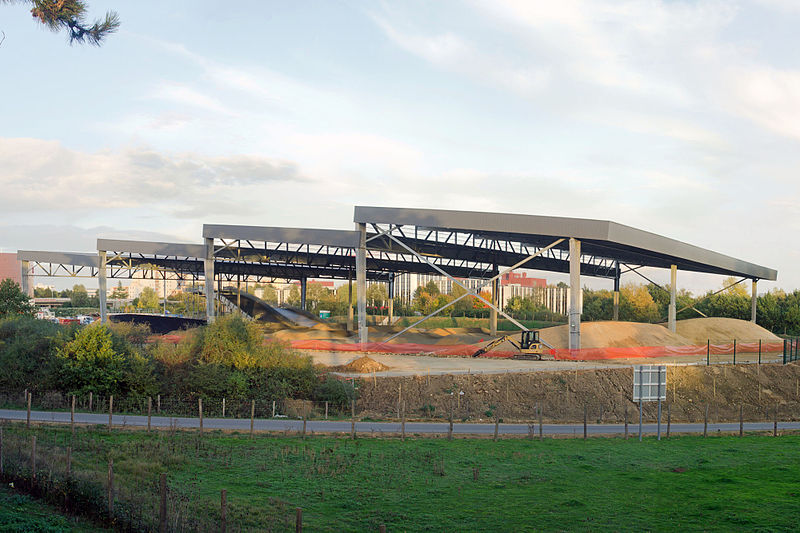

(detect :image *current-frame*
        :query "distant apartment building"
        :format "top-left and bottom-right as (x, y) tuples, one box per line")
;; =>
(392, 271), (570, 315)
(0, 253), (21, 285)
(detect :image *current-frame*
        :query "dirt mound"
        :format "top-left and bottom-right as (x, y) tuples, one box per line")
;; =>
(334, 356), (390, 373)
(675, 317), (781, 344)
(539, 321), (692, 349)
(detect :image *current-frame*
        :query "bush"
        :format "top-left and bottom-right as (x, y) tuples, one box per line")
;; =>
(312, 376), (355, 410)
(0, 316), (67, 391)
(57, 323), (126, 395)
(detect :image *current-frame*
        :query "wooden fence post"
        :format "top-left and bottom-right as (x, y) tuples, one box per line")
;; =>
(703, 404), (708, 437)
(493, 416), (499, 442)
(157, 394), (161, 414)
(222, 398), (226, 418)
(250, 400), (255, 438)
(583, 405), (588, 441)
(325, 401), (328, 420)
(666, 403), (671, 438)
(624, 405), (628, 440)
(448, 403), (453, 441)
(538, 403), (543, 441)
(774, 404), (778, 437)
(296, 507), (303, 533)
(66, 446), (71, 478)
(199, 398), (204, 436)
(31, 435), (36, 481)
(401, 401), (406, 441)
(220, 489), (227, 533)
(71, 395), (75, 436)
(272, 400), (276, 418)
(159, 473), (167, 533)
(302, 415), (307, 439)
(107, 458), (114, 516)
(739, 404), (743, 437)
(380, 525), (387, 533)
(89, 391), (93, 412)
(147, 397), (152, 433)
(108, 395), (113, 432)
(351, 400), (356, 440)
(27, 392), (31, 428)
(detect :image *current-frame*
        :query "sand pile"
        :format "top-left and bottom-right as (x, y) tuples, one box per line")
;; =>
(334, 356), (390, 373)
(675, 317), (780, 344)
(539, 321), (692, 349)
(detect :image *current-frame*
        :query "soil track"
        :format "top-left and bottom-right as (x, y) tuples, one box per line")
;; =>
(352, 363), (800, 424)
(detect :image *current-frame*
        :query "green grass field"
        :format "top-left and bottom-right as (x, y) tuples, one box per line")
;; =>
(0, 484), (106, 532)
(2, 425), (799, 531)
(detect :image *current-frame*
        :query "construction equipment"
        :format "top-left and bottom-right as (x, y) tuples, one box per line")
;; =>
(472, 329), (548, 359)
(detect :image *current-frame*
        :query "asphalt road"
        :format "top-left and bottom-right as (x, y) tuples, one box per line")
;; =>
(2, 409), (799, 436)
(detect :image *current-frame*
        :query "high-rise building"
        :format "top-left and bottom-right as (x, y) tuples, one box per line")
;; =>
(0, 253), (21, 285)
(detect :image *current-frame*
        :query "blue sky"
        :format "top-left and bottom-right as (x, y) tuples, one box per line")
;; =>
(2, 0), (800, 292)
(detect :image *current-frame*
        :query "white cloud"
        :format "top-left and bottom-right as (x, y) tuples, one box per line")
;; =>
(0, 138), (305, 218)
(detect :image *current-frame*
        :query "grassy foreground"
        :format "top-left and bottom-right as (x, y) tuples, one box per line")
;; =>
(0, 484), (106, 532)
(2, 425), (799, 531)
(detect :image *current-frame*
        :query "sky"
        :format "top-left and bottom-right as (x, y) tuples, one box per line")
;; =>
(1, 0), (800, 293)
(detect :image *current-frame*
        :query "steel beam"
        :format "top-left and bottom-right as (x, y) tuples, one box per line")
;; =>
(490, 273), (499, 336)
(300, 277), (307, 311)
(98, 251), (108, 324)
(569, 238), (581, 351)
(668, 264), (677, 333)
(347, 270), (354, 331)
(20, 260), (32, 298)
(613, 262), (620, 321)
(388, 274), (394, 325)
(204, 238), (215, 322)
(751, 279), (758, 323)
(356, 223), (367, 344)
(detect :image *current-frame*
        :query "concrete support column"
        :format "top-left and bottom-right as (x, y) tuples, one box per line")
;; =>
(97, 251), (108, 324)
(356, 223), (367, 344)
(20, 260), (32, 298)
(387, 274), (395, 325)
(613, 262), (620, 321)
(668, 264), (677, 333)
(300, 277), (307, 311)
(204, 238), (215, 322)
(568, 238), (581, 351)
(347, 270), (354, 331)
(751, 279), (758, 323)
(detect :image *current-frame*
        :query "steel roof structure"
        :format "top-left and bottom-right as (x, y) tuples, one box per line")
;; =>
(354, 206), (776, 281)
(17, 205), (777, 353)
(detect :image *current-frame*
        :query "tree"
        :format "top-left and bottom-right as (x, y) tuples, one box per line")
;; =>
(366, 283), (388, 307)
(34, 286), (53, 297)
(136, 286), (159, 310)
(70, 283), (90, 307)
(0, 278), (35, 318)
(57, 323), (125, 394)
(721, 276), (749, 298)
(2, 0), (120, 45)
(110, 281), (128, 299)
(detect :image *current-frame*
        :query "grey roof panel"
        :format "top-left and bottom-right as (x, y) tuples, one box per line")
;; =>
(203, 224), (359, 248)
(97, 239), (206, 258)
(354, 206), (777, 281)
(17, 251), (99, 268)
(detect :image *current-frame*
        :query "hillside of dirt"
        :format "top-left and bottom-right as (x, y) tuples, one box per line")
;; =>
(352, 363), (800, 424)
(538, 321), (692, 349)
(331, 355), (390, 373)
(675, 317), (780, 344)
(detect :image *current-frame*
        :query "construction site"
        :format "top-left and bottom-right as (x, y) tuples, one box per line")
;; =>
(15, 206), (792, 410)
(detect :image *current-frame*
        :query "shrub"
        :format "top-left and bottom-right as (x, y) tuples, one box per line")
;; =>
(312, 376), (355, 410)
(57, 323), (126, 395)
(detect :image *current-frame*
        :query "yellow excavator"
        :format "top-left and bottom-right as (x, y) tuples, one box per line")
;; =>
(472, 330), (548, 359)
